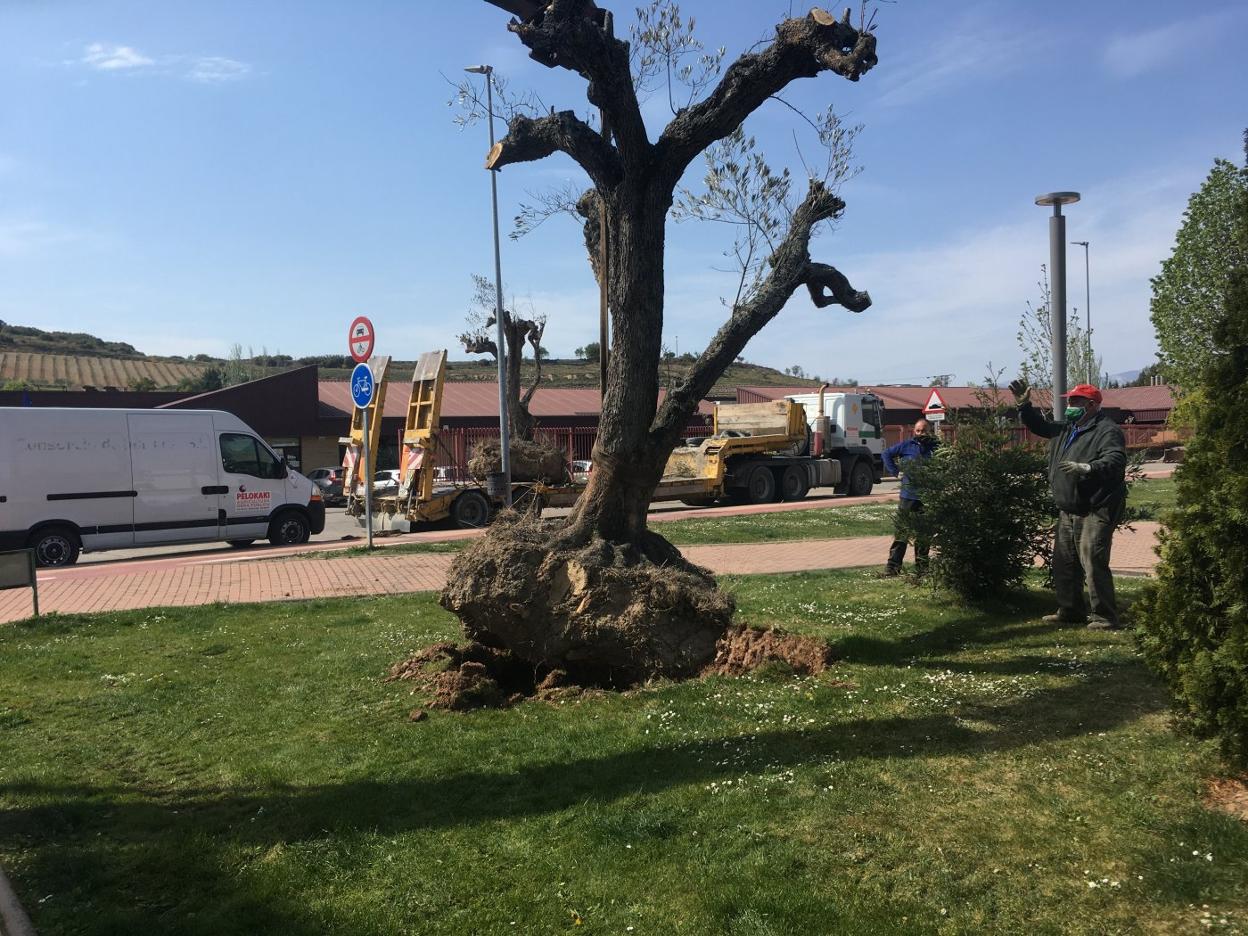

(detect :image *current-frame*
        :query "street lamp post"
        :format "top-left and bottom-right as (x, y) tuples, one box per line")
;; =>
(1071, 240), (1092, 384)
(465, 64), (512, 506)
(1035, 191), (1081, 419)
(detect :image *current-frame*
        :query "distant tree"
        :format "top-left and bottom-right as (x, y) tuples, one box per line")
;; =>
(928, 374), (952, 387)
(575, 341), (601, 362)
(129, 377), (158, 392)
(458, 273), (547, 440)
(1150, 157), (1248, 392)
(1135, 137), (1248, 764)
(1017, 264), (1102, 389)
(177, 367), (224, 393)
(1127, 360), (1166, 387)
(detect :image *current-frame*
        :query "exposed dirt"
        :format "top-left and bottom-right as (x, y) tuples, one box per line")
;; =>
(439, 513), (735, 686)
(386, 640), (603, 710)
(468, 438), (567, 483)
(388, 620), (839, 712)
(1205, 777), (1248, 822)
(704, 623), (836, 677)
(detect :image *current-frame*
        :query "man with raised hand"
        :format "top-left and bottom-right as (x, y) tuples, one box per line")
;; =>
(1010, 380), (1127, 629)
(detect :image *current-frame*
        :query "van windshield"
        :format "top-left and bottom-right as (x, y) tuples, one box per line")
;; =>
(220, 433), (284, 480)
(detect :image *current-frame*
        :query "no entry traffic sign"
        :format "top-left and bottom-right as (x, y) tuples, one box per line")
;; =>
(348, 315), (375, 363)
(350, 363), (375, 409)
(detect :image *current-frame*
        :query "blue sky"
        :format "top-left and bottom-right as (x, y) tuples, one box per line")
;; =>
(1, 0), (1244, 384)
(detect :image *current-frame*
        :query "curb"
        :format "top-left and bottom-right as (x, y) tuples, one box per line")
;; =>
(0, 863), (35, 936)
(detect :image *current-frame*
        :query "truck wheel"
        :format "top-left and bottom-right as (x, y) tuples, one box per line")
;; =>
(29, 525), (80, 567)
(848, 460), (874, 497)
(779, 466), (810, 501)
(680, 495), (718, 507)
(269, 511), (310, 546)
(745, 466), (778, 504)
(451, 491), (492, 528)
(227, 539), (255, 549)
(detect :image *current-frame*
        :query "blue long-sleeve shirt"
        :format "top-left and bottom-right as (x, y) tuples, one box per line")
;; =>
(882, 436), (939, 501)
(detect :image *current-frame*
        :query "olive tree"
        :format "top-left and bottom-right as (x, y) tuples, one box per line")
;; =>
(441, 0), (877, 683)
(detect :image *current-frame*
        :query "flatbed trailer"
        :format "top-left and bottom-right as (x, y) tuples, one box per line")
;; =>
(348, 355), (883, 530)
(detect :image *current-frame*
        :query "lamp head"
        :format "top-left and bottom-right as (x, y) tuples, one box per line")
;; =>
(464, 65), (492, 75)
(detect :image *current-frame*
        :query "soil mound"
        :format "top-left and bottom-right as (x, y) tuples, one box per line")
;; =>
(386, 641), (598, 710)
(468, 439), (566, 484)
(439, 513), (734, 685)
(704, 624), (836, 677)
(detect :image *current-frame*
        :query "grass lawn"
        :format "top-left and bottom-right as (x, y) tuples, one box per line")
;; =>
(3, 572), (1245, 935)
(1129, 474), (1177, 519)
(658, 502), (896, 545)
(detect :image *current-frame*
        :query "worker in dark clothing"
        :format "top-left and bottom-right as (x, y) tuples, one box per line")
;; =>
(1010, 380), (1127, 629)
(879, 418), (940, 576)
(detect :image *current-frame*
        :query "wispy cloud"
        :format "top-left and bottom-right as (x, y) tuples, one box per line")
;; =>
(871, 9), (1043, 109)
(81, 42), (153, 71)
(68, 42), (252, 84)
(1103, 10), (1244, 79)
(184, 56), (250, 84)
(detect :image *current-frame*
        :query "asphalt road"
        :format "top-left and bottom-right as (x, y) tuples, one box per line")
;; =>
(72, 479), (903, 566)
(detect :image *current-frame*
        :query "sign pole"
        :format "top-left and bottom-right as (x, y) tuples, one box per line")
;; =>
(362, 407), (373, 550)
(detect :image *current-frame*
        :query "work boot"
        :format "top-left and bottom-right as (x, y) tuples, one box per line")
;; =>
(1042, 611), (1087, 624)
(1086, 617), (1123, 631)
(875, 566), (901, 579)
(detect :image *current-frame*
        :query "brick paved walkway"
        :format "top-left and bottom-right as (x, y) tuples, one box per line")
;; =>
(0, 522), (1162, 624)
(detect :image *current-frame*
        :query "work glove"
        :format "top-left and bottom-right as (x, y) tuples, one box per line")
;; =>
(1059, 461), (1092, 476)
(1008, 379), (1031, 406)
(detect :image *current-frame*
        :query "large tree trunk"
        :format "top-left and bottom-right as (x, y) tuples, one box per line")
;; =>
(564, 185), (669, 542)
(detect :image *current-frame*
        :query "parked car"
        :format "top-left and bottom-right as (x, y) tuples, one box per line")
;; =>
(307, 466), (346, 504)
(372, 469), (401, 498)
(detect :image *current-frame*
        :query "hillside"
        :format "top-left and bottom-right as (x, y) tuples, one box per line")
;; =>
(0, 352), (206, 390)
(0, 321), (142, 358)
(0, 323), (820, 393)
(318, 356), (822, 396)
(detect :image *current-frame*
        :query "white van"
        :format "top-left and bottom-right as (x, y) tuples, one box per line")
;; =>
(0, 407), (326, 566)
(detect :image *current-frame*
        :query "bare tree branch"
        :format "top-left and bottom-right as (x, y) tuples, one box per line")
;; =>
(650, 178), (869, 443)
(500, 0), (650, 165)
(487, 111), (622, 190)
(654, 7), (877, 188)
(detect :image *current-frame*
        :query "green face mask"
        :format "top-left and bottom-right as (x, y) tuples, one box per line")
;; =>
(1065, 406), (1085, 421)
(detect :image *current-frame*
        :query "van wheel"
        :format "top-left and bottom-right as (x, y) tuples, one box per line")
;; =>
(848, 460), (874, 497)
(269, 512), (310, 546)
(745, 466), (778, 504)
(779, 466), (810, 501)
(227, 539), (255, 549)
(29, 526), (80, 567)
(451, 491), (492, 529)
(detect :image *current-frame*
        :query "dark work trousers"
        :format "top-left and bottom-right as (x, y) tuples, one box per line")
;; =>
(1053, 497), (1124, 623)
(887, 498), (930, 572)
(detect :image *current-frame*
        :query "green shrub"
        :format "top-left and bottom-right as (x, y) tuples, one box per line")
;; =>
(1134, 150), (1248, 765)
(900, 384), (1052, 601)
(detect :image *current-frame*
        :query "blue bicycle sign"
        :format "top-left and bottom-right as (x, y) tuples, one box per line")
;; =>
(350, 363), (375, 408)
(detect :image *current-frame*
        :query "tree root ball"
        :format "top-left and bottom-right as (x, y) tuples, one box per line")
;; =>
(468, 439), (567, 484)
(438, 514), (734, 685)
